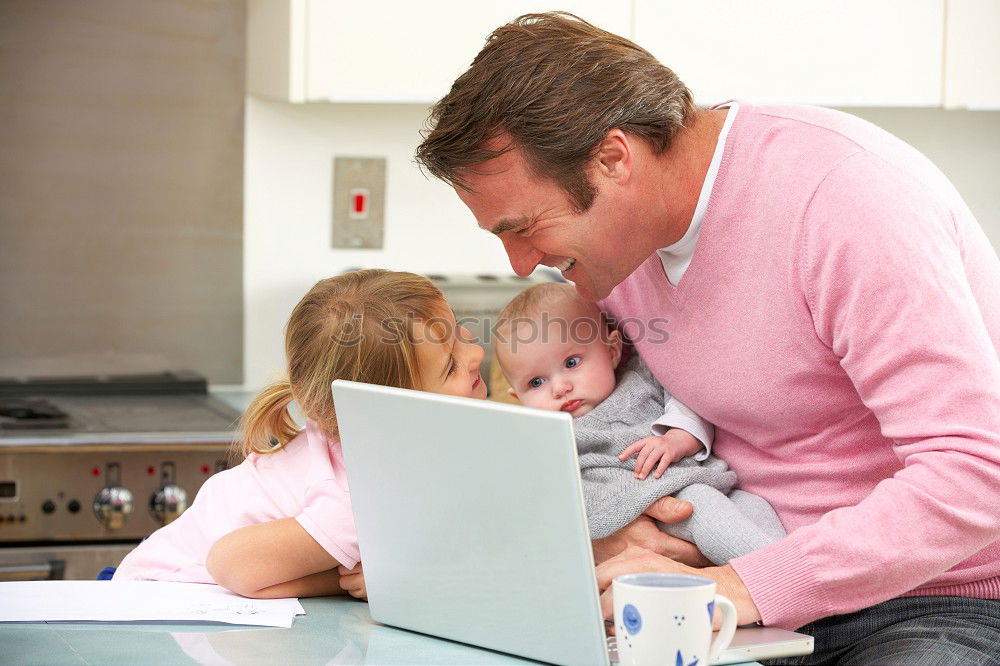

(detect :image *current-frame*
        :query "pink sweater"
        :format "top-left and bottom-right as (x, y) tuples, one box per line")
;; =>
(600, 102), (1000, 629)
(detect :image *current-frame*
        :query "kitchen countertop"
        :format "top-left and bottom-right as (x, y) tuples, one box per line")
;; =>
(213, 388), (307, 425)
(1, 596), (762, 665)
(210, 389), (257, 415)
(0, 388), (258, 448)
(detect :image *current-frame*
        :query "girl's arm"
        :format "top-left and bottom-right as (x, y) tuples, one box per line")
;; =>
(206, 517), (347, 598)
(243, 568), (347, 599)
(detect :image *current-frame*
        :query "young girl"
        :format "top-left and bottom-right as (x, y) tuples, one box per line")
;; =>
(113, 269), (487, 599)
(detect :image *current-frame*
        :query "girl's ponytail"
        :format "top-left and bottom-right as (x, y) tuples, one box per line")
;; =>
(233, 270), (447, 459)
(238, 378), (298, 456)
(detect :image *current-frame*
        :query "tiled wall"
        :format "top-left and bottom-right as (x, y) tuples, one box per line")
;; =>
(0, 0), (245, 384)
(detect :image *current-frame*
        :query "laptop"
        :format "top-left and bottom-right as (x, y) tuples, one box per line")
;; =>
(332, 380), (813, 666)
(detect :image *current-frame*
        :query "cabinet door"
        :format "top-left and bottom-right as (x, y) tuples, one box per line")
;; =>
(944, 0), (1000, 109)
(305, 1), (630, 103)
(247, 0), (308, 102)
(633, 0), (944, 107)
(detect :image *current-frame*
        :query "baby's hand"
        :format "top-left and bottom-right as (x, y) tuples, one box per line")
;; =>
(618, 429), (702, 480)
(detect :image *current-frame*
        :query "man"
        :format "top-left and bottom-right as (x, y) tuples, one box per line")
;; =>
(415, 12), (1000, 665)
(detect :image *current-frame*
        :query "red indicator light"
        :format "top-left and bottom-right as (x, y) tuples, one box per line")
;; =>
(91, 467), (100, 477)
(147, 466), (156, 475)
(348, 188), (370, 220)
(201, 465), (210, 474)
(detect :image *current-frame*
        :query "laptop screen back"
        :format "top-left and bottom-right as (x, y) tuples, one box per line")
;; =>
(332, 380), (609, 666)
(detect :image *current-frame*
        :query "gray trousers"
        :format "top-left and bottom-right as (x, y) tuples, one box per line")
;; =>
(762, 596), (1000, 666)
(655, 483), (786, 565)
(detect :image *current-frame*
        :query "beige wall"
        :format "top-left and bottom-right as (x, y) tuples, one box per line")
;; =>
(0, 0), (245, 383)
(243, 99), (515, 388)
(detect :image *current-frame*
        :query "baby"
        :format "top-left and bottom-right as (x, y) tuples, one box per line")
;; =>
(494, 283), (785, 565)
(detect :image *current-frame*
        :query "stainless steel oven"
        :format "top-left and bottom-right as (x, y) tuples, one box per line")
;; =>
(0, 373), (241, 580)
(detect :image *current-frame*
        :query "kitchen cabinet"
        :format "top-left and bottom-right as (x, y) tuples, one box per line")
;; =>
(247, 0), (629, 103)
(249, 1), (996, 109)
(632, 0), (945, 107)
(944, 0), (1000, 109)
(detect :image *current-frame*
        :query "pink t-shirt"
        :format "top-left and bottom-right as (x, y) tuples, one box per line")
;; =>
(114, 420), (359, 582)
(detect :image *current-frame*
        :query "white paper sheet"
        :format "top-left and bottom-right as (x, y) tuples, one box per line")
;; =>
(0, 581), (305, 628)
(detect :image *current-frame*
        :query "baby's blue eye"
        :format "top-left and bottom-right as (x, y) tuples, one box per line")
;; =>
(528, 377), (544, 389)
(565, 356), (581, 369)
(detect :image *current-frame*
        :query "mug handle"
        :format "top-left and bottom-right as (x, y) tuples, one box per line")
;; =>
(708, 594), (738, 662)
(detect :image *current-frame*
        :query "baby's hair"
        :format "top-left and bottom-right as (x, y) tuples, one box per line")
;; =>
(239, 269), (446, 456)
(495, 282), (612, 341)
(494, 282), (620, 368)
(497, 282), (586, 324)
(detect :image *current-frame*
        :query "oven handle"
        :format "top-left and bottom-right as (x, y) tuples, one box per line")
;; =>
(0, 560), (66, 581)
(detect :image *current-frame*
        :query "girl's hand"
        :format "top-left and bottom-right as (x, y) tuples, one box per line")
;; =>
(337, 562), (367, 600)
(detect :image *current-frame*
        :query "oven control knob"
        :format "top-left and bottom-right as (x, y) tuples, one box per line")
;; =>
(67, 499), (81, 514)
(150, 484), (188, 525)
(41, 500), (56, 514)
(93, 486), (134, 530)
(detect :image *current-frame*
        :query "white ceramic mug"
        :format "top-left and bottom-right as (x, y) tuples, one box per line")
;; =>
(613, 573), (738, 666)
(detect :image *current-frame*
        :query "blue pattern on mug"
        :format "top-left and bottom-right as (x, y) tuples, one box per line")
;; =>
(676, 649), (699, 666)
(706, 600), (715, 622)
(622, 603), (642, 635)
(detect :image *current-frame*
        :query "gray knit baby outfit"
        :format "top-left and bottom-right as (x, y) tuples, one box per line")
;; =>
(575, 354), (786, 565)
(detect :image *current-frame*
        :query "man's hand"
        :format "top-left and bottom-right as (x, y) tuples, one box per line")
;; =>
(595, 546), (762, 627)
(592, 495), (712, 567)
(337, 562), (367, 600)
(618, 429), (702, 479)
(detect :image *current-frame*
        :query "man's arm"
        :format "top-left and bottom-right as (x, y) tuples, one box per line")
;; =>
(730, 154), (1000, 629)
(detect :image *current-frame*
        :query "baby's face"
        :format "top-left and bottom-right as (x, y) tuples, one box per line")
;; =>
(499, 315), (621, 418)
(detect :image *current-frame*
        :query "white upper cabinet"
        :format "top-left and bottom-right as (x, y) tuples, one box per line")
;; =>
(247, 0), (629, 103)
(633, 0), (945, 107)
(249, 1), (995, 108)
(944, 0), (1000, 109)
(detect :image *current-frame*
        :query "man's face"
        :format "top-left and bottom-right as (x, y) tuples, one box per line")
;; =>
(454, 140), (646, 302)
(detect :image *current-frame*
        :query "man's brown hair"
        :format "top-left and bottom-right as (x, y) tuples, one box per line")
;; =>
(415, 11), (695, 212)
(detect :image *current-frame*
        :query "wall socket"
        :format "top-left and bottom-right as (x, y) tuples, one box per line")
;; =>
(332, 157), (385, 249)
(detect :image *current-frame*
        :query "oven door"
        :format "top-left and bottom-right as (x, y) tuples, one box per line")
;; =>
(0, 543), (136, 581)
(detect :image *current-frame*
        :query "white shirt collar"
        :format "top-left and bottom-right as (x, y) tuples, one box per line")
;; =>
(656, 102), (739, 285)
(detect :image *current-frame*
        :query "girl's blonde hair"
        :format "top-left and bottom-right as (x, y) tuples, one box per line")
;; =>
(239, 269), (446, 456)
